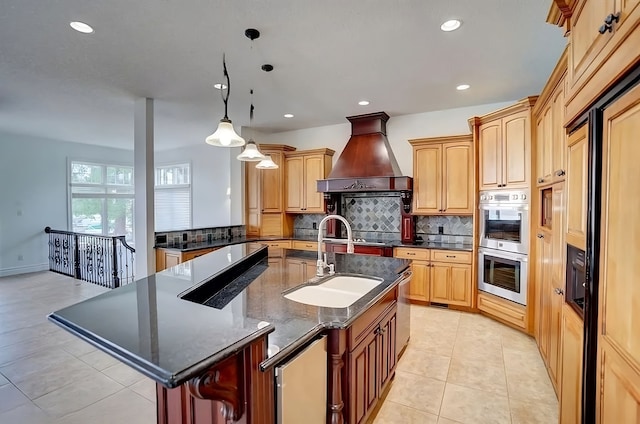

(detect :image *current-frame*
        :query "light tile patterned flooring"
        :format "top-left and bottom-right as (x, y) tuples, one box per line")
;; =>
(0, 271), (558, 423)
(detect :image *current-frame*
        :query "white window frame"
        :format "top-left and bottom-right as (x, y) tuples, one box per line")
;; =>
(154, 162), (192, 231)
(67, 159), (135, 240)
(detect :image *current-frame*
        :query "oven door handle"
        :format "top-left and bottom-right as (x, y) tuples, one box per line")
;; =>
(479, 204), (528, 211)
(478, 248), (528, 262)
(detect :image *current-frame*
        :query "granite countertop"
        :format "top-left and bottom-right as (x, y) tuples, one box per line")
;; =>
(156, 236), (473, 252)
(49, 245), (409, 388)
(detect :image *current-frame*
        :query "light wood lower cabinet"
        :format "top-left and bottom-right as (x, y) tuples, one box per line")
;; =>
(290, 240), (318, 252)
(477, 291), (527, 331)
(155, 247), (217, 272)
(393, 248), (472, 307)
(429, 263), (471, 307)
(560, 304), (584, 424)
(595, 83), (640, 423)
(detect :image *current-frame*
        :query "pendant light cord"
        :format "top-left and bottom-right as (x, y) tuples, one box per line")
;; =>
(220, 54), (231, 120)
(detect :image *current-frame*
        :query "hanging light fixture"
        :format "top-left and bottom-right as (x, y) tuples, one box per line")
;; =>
(256, 155), (279, 169)
(237, 89), (266, 161)
(205, 54), (246, 147)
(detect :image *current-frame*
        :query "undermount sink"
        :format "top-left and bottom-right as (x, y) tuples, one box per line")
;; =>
(284, 275), (384, 308)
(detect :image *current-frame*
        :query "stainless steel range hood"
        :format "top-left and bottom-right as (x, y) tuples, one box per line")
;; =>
(316, 112), (412, 193)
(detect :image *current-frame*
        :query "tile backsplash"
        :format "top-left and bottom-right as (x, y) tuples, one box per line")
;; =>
(415, 215), (473, 244)
(343, 193), (401, 241)
(155, 225), (245, 245)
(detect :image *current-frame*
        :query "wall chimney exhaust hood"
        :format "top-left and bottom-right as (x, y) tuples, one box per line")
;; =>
(317, 112), (412, 193)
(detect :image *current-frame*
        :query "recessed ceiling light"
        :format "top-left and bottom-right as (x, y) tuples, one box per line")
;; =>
(213, 83), (228, 90)
(358, 100), (370, 106)
(284, 113), (294, 118)
(456, 84), (470, 91)
(440, 19), (462, 32)
(70, 21), (94, 34)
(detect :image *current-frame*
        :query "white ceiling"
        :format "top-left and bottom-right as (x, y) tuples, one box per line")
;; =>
(0, 0), (565, 151)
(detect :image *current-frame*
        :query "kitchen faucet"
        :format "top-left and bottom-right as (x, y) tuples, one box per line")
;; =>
(317, 214), (355, 277)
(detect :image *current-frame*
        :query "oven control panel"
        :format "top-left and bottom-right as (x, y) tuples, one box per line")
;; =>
(479, 190), (528, 204)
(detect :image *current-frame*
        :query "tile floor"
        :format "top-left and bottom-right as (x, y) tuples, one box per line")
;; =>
(0, 271), (558, 423)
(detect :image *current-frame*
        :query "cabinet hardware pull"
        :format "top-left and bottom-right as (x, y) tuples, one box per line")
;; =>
(407, 252), (415, 256)
(554, 169), (566, 177)
(599, 12), (620, 34)
(554, 288), (564, 295)
(446, 255), (455, 258)
(537, 234), (544, 238)
(537, 178), (545, 183)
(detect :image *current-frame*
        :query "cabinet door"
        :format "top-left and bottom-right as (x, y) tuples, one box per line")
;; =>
(429, 263), (450, 304)
(261, 151), (284, 213)
(303, 155), (326, 212)
(449, 264), (471, 306)
(378, 309), (397, 394)
(569, 0), (616, 88)
(536, 105), (553, 186)
(551, 81), (566, 181)
(537, 233), (553, 360)
(442, 142), (473, 214)
(165, 251), (181, 269)
(479, 119), (502, 190)
(408, 261), (429, 302)
(503, 111), (530, 188)
(560, 304), (584, 424)
(566, 125), (588, 249)
(413, 144), (441, 213)
(246, 161), (261, 237)
(285, 156), (304, 212)
(349, 329), (378, 424)
(597, 83), (640, 423)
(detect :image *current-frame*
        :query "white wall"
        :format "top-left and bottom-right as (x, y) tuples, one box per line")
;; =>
(155, 144), (232, 227)
(258, 101), (515, 176)
(0, 131), (133, 276)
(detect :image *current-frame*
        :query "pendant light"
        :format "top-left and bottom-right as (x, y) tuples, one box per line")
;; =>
(237, 89), (267, 161)
(205, 54), (246, 147)
(255, 155), (279, 169)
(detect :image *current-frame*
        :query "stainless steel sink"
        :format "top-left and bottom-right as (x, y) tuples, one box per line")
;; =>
(284, 274), (384, 308)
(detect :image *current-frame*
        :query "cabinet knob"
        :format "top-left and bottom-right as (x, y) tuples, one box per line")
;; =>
(554, 169), (566, 177)
(537, 178), (545, 184)
(554, 288), (564, 295)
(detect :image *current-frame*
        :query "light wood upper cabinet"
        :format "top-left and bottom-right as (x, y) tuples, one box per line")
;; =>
(285, 148), (334, 213)
(551, 0), (640, 122)
(559, 304), (584, 424)
(596, 82), (640, 423)
(409, 135), (473, 215)
(566, 125), (588, 249)
(244, 144), (296, 238)
(469, 97), (535, 191)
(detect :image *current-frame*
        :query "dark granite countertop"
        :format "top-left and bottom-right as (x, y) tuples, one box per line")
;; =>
(156, 236), (473, 252)
(49, 244), (408, 388)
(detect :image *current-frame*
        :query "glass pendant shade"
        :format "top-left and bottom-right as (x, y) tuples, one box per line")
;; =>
(237, 140), (266, 161)
(255, 155), (279, 169)
(205, 119), (245, 147)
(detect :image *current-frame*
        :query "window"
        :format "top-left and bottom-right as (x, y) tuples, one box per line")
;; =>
(69, 161), (134, 241)
(155, 163), (191, 231)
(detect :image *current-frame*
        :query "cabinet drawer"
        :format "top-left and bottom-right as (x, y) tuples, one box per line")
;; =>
(393, 247), (430, 261)
(431, 250), (471, 264)
(182, 248), (215, 262)
(264, 240), (291, 249)
(348, 289), (397, 348)
(477, 292), (526, 330)
(291, 240), (317, 251)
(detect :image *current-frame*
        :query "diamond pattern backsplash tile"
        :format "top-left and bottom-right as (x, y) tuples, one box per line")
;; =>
(293, 214), (326, 238)
(343, 193), (401, 241)
(415, 215), (473, 244)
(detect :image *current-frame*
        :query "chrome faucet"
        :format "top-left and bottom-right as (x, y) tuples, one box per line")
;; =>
(317, 214), (354, 277)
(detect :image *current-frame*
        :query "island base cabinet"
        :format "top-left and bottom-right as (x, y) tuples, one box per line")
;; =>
(156, 335), (274, 424)
(347, 304), (397, 424)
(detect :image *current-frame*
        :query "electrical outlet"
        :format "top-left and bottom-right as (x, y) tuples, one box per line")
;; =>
(438, 226), (444, 235)
(17, 255), (23, 261)
(312, 222), (317, 230)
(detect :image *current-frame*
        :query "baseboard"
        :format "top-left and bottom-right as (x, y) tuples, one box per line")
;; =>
(0, 263), (49, 277)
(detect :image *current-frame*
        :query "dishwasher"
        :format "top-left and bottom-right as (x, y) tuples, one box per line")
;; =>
(275, 336), (327, 424)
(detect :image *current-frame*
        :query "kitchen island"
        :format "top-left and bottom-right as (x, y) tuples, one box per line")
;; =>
(48, 243), (410, 424)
